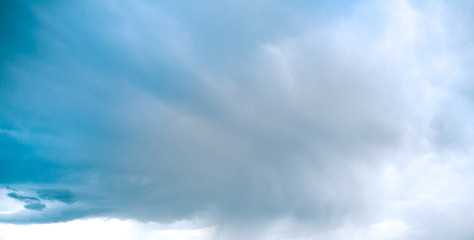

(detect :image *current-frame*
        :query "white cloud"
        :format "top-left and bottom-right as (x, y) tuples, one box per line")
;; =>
(0, 189), (23, 215)
(0, 218), (214, 240)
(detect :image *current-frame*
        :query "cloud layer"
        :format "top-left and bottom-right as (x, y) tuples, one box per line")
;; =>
(2, 0), (474, 239)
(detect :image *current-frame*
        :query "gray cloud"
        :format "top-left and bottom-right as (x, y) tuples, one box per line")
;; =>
(1, 0), (474, 239)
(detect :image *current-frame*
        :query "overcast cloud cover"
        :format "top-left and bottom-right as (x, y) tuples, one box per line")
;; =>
(1, 0), (474, 239)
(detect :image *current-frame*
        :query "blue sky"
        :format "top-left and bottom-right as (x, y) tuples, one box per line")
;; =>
(2, 0), (474, 239)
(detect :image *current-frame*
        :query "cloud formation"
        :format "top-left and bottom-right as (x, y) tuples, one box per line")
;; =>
(1, 0), (474, 239)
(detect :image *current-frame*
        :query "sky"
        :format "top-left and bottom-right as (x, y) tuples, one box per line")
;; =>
(1, 0), (474, 239)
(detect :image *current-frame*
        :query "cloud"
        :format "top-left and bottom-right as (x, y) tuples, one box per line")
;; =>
(7, 193), (39, 203)
(6, 191), (45, 212)
(1, 0), (474, 239)
(23, 203), (46, 211)
(36, 189), (75, 205)
(0, 218), (214, 240)
(2, 187), (75, 216)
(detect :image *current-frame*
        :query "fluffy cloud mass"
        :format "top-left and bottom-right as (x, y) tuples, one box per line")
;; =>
(1, 0), (474, 239)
